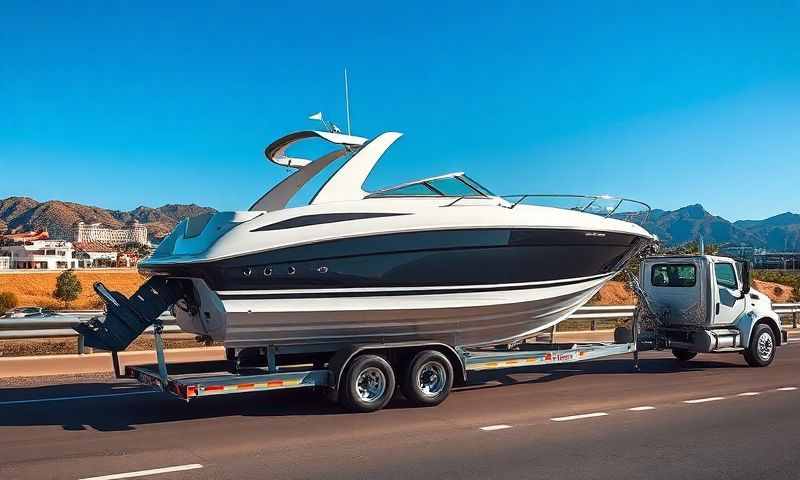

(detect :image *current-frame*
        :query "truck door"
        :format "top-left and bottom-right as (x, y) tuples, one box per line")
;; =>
(712, 260), (746, 325)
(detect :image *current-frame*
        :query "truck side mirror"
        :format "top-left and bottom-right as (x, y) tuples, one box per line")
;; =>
(740, 261), (751, 295)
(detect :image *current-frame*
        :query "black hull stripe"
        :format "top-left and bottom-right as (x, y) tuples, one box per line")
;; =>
(216, 275), (606, 300)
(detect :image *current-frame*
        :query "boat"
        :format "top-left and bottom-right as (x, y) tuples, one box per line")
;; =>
(76, 128), (655, 355)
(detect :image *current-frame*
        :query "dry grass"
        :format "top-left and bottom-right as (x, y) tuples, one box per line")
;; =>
(753, 279), (796, 303)
(590, 281), (635, 305)
(0, 269), (147, 309)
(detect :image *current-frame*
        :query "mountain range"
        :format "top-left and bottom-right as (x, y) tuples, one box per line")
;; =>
(0, 197), (216, 242)
(0, 196), (798, 250)
(642, 204), (800, 251)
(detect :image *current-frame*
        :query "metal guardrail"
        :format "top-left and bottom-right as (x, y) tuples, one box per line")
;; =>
(0, 313), (179, 353)
(1, 303), (798, 353)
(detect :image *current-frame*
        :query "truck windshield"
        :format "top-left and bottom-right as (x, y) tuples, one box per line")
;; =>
(651, 264), (697, 287)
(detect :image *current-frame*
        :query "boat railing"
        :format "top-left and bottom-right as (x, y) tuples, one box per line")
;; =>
(501, 194), (652, 225)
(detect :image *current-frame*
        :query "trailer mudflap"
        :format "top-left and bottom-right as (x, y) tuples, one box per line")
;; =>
(74, 276), (184, 351)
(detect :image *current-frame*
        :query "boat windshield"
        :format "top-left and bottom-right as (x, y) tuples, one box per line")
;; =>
(367, 173), (494, 198)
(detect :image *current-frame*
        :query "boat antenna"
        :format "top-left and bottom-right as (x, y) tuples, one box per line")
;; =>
(344, 67), (352, 134)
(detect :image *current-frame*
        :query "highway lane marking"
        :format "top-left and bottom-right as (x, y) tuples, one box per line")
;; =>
(79, 464), (203, 480)
(551, 412), (608, 422)
(737, 392), (761, 396)
(776, 387), (798, 391)
(627, 406), (655, 411)
(78, 464), (203, 480)
(0, 390), (156, 405)
(480, 424), (512, 431)
(683, 396), (726, 404)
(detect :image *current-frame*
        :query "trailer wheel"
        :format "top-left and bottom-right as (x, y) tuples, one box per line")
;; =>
(340, 354), (396, 412)
(401, 350), (454, 407)
(744, 324), (776, 367)
(672, 348), (697, 362)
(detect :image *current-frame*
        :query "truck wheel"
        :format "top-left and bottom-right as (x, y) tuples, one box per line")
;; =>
(744, 324), (776, 367)
(672, 348), (697, 362)
(340, 354), (396, 412)
(401, 350), (454, 407)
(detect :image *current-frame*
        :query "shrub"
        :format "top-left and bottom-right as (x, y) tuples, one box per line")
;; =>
(53, 270), (82, 309)
(0, 291), (19, 313)
(773, 286), (784, 296)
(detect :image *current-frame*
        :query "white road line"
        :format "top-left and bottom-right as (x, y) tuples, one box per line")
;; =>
(737, 392), (761, 396)
(683, 396), (726, 404)
(551, 412), (608, 422)
(480, 424), (512, 431)
(627, 406), (656, 411)
(776, 387), (798, 391)
(0, 390), (156, 406)
(79, 464), (203, 480)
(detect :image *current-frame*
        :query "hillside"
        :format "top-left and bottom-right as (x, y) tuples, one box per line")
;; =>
(0, 197), (216, 241)
(640, 204), (764, 247)
(734, 212), (800, 251)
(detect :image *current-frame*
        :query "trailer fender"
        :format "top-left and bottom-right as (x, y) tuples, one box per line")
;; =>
(327, 342), (466, 400)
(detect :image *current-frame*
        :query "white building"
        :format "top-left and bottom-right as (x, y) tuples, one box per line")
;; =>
(72, 243), (118, 268)
(1, 240), (76, 269)
(0, 240), (123, 269)
(73, 221), (148, 246)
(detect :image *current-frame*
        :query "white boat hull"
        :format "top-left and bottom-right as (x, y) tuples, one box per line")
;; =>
(176, 273), (614, 349)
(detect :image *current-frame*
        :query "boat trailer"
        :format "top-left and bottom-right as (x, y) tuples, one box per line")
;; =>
(122, 321), (641, 403)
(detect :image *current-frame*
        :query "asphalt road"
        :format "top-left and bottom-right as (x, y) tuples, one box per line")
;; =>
(1, 342), (799, 480)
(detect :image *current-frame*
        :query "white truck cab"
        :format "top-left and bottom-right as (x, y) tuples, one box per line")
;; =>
(639, 255), (787, 366)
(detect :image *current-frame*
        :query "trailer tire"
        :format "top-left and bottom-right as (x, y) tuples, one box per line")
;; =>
(744, 324), (776, 367)
(340, 354), (396, 412)
(672, 348), (697, 362)
(400, 350), (454, 407)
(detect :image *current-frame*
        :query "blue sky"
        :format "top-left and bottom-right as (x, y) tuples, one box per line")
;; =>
(1, 2), (798, 221)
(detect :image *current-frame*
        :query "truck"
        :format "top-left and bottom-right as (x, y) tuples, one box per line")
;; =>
(633, 254), (787, 366)
(118, 254), (785, 413)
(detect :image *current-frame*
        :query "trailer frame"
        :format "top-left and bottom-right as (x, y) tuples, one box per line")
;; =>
(123, 318), (640, 403)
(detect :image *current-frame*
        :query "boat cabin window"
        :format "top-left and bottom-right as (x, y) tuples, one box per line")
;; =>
(380, 183), (440, 196)
(426, 176), (482, 196)
(651, 264), (697, 287)
(368, 174), (492, 198)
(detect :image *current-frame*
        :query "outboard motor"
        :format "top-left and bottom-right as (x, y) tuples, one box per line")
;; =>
(74, 277), (185, 351)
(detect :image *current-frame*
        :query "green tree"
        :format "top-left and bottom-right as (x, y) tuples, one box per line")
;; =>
(118, 242), (152, 258)
(0, 291), (18, 314)
(53, 270), (82, 309)
(666, 240), (720, 256)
